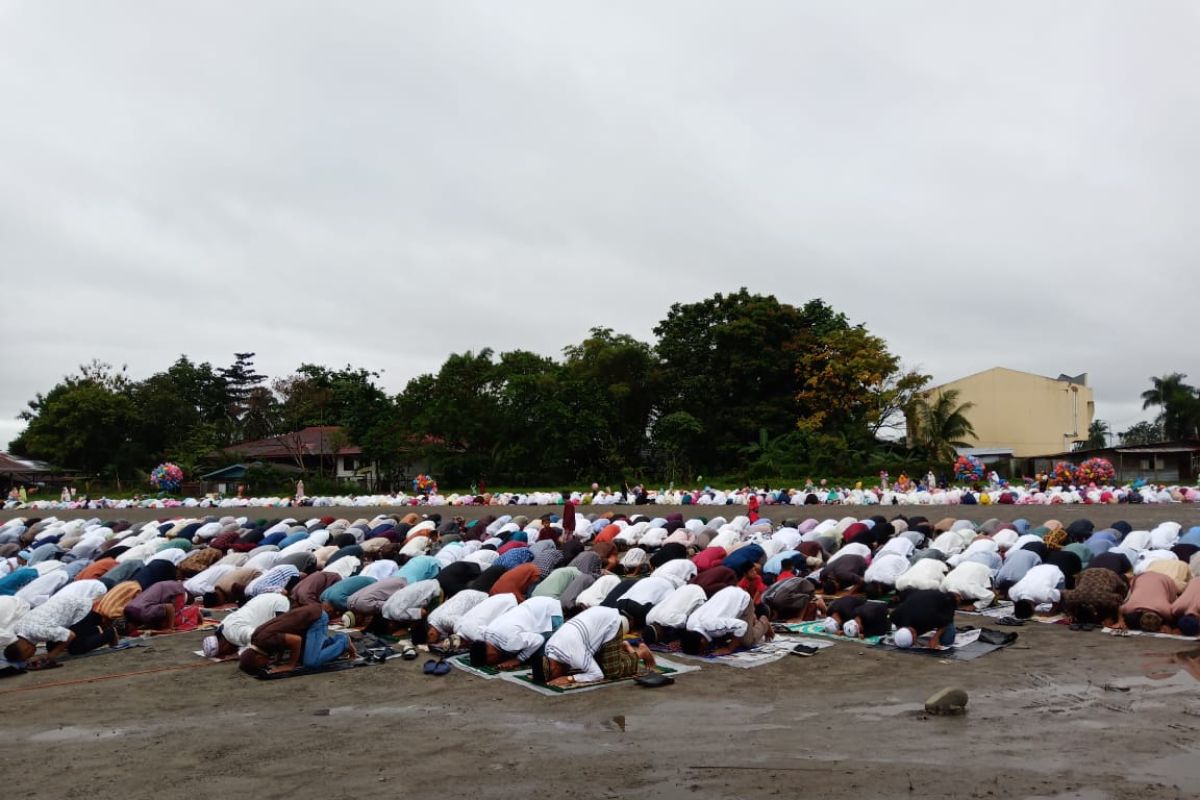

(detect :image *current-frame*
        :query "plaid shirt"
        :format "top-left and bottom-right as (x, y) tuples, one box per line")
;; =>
(245, 565), (300, 598)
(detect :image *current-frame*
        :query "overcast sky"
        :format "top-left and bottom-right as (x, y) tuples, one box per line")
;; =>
(2, 2), (1197, 449)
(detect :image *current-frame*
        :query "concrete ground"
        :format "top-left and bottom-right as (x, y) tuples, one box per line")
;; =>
(3, 505), (1199, 800)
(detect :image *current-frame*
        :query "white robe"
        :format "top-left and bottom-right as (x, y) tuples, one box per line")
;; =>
(483, 596), (562, 660)
(544, 606), (622, 683)
(646, 585), (706, 629)
(685, 586), (750, 641)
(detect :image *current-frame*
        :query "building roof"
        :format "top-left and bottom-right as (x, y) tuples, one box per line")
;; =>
(0, 452), (55, 475)
(928, 366), (1090, 391)
(222, 426), (362, 459)
(1029, 440), (1200, 460)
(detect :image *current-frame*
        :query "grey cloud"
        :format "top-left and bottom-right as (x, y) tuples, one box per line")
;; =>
(2, 1), (1196, 448)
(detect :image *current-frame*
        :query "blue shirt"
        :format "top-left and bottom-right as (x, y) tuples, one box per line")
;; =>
(995, 549), (1040, 586)
(398, 555), (442, 583)
(320, 575), (376, 609)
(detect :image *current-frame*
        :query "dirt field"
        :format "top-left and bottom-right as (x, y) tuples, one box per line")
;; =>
(4, 505), (1199, 800)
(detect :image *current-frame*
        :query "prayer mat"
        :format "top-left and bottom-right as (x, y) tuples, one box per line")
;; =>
(966, 602), (1065, 625)
(448, 653), (526, 679)
(784, 620), (885, 646)
(873, 627), (1016, 662)
(254, 658), (376, 680)
(651, 635), (832, 669)
(501, 657), (699, 696)
(1102, 627), (1199, 642)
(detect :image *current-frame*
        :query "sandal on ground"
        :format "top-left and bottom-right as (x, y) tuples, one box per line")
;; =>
(401, 646), (417, 660)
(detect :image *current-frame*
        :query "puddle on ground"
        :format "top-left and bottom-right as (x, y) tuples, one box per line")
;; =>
(1138, 647), (1200, 682)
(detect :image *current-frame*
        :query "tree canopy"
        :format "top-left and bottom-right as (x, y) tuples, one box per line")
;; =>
(10, 291), (942, 486)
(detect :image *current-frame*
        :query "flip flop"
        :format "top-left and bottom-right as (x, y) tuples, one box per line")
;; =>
(433, 659), (451, 676)
(423, 659), (437, 674)
(402, 646), (417, 660)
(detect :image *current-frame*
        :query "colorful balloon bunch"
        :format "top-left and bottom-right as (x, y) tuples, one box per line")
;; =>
(953, 455), (985, 483)
(150, 462), (184, 493)
(1052, 461), (1078, 485)
(1077, 457), (1115, 484)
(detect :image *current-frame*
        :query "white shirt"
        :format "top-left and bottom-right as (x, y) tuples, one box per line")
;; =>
(455, 593), (516, 641)
(15, 570), (70, 608)
(577, 574), (620, 608)
(940, 561), (995, 607)
(895, 559), (949, 592)
(878, 537), (915, 559)
(651, 559), (697, 588)
(51, 579), (107, 605)
(646, 585), (706, 629)
(685, 586), (750, 641)
(544, 606), (622, 683)
(482, 596), (562, 661)
(427, 589), (488, 635)
(616, 576), (674, 607)
(183, 563), (236, 596)
(1008, 564), (1065, 606)
(381, 579), (441, 622)
(148, 548), (189, 566)
(1122, 530), (1151, 551)
(14, 590), (93, 644)
(360, 560), (399, 580)
(864, 553), (910, 587)
(220, 593), (290, 648)
(0, 596), (31, 648)
(243, 550), (283, 572)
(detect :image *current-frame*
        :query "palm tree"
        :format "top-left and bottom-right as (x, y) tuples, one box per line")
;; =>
(914, 390), (977, 463)
(1141, 373), (1200, 440)
(1085, 419), (1110, 450)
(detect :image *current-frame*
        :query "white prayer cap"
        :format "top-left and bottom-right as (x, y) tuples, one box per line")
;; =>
(202, 636), (220, 659)
(823, 617), (840, 634)
(842, 619), (860, 639)
(893, 628), (915, 648)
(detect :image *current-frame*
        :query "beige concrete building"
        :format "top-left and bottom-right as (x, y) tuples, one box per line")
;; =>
(916, 367), (1094, 458)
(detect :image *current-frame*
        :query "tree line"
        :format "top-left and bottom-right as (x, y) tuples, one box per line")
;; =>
(15, 289), (1188, 489)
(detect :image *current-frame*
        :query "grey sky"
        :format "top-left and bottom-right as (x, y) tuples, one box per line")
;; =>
(2, 2), (1197, 448)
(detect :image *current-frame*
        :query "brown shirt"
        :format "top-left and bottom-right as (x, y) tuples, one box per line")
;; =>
(291, 571), (341, 606)
(1061, 568), (1127, 617)
(251, 604), (324, 654)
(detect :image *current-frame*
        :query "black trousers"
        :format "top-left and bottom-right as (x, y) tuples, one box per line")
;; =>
(66, 611), (115, 655)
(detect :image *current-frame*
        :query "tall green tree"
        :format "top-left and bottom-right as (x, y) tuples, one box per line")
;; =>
(1085, 419), (1110, 450)
(653, 289), (846, 471)
(11, 362), (141, 478)
(1120, 420), (1165, 446)
(1141, 373), (1200, 440)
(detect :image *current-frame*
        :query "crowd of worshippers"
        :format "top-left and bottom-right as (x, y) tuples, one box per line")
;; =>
(8, 481), (1200, 515)
(2, 511), (1199, 683)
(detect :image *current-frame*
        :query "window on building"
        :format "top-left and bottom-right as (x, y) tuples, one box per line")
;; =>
(342, 457), (356, 473)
